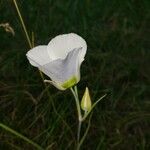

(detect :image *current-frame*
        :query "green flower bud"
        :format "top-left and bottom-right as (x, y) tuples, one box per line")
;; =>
(81, 87), (92, 112)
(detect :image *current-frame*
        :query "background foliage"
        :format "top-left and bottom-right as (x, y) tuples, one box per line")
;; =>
(0, 0), (150, 149)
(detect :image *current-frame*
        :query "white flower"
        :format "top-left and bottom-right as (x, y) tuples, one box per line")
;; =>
(26, 33), (87, 90)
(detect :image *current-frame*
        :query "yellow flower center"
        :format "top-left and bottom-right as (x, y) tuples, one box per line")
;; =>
(62, 76), (77, 89)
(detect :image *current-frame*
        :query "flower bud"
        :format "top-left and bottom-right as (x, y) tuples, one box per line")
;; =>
(81, 87), (92, 112)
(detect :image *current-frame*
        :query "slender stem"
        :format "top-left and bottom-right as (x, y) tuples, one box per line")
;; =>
(70, 87), (82, 121)
(74, 86), (82, 150)
(74, 86), (79, 99)
(78, 113), (92, 148)
(13, 0), (32, 48)
(70, 86), (82, 150)
(0, 123), (44, 150)
(77, 120), (82, 150)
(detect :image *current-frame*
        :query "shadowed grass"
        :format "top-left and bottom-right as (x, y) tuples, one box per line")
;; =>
(0, 0), (150, 149)
(0, 123), (44, 150)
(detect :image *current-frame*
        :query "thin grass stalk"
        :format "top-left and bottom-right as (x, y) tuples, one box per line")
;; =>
(12, 0), (32, 48)
(0, 123), (44, 150)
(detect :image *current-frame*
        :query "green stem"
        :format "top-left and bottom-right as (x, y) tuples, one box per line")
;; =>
(70, 86), (82, 150)
(70, 87), (82, 121)
(79, 113), (92, 148)
(77, 120), (82, 148)
(0, 123), (44, 150)
(13, 0), (32, 48)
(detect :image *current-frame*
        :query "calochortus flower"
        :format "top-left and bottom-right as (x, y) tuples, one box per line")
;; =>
(26, 33), (87, 90)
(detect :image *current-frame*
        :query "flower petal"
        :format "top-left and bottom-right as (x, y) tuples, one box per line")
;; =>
(26, 45), (51, 67)
(47, 33), (87, 61)
(39, 47), (83, 88)
(44, 80), (66, 90)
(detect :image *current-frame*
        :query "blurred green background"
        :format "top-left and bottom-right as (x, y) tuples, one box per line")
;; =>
(0, 0), (150, 149)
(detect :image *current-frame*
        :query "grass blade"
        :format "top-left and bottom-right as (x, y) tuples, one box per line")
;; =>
(0, 123), (44, 150)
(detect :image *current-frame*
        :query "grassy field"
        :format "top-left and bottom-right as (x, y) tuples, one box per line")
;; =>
(0, 0), (150, 149)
